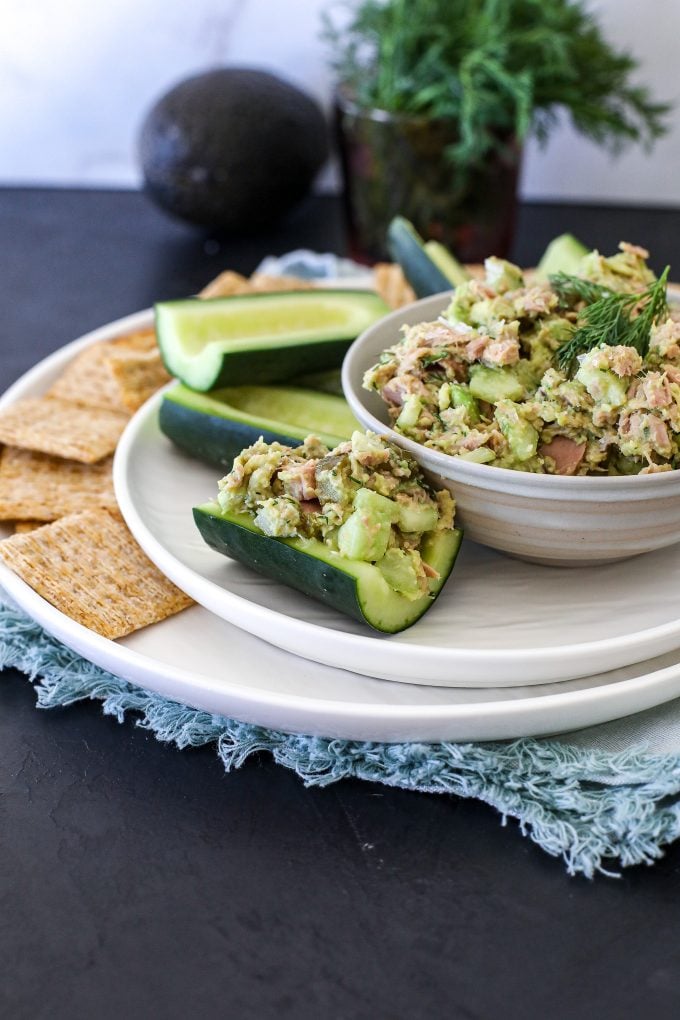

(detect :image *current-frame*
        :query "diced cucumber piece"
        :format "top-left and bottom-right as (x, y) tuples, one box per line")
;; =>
(338, 488), (402, 561)
(315, 453), (357, 503)
(504, 419), (538, 461)
(378, 548), (421, 598)
(458, 447), (495, 464)
(354, 487), (399, 523)
(468, 365), (525, 403)
(448, 383), (480, 423)
(575, 364), (628, 408)
(484, 257), (524, 293)
(495, 401), (539, 461)
(396, 501), (438, 533)
(337, 510), (391, 562)
(396, 394), (423, 428)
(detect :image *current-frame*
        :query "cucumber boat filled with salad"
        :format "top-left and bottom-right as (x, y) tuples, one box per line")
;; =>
(194, 430), (462, 633)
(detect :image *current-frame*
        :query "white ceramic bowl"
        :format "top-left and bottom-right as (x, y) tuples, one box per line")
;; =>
(342, 292), (680, 566)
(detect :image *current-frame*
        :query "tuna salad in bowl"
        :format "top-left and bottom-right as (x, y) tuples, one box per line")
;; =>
(342, 243), (680, 565)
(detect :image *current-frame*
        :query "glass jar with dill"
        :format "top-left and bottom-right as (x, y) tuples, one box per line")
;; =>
(323, 0), (669, 264)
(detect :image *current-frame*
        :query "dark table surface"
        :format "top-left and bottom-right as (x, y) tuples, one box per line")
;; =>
(2, 189), (680, 1020)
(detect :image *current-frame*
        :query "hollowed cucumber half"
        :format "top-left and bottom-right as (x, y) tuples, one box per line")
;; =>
(535, 233), (589, 279)
(156, 289), (390, 390)
(387, 217), (470, 298)
(159, 383), (361, 468)
(194, 502), (463, 634)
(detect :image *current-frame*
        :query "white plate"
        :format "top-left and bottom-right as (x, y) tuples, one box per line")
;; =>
(3, 308), (680, 741)
(116, 383), (680, 688)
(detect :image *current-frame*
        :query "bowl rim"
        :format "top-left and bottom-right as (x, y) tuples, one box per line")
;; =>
(342, 289), (680, 493)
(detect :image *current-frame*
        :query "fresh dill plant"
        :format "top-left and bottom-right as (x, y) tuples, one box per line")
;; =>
(322, 0), (669, 181)
(555, 268), (670, 374)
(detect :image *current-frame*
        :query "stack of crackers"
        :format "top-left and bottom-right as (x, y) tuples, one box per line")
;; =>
(0, 262), (419, 642)
(0, 328), (193, 639)
(201, 264), (418, 310)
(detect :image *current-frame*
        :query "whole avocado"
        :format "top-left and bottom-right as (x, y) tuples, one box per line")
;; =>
(139, 68), (329, 232)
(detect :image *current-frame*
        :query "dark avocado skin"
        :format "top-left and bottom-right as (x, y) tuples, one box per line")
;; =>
(139, 68), (329, 232)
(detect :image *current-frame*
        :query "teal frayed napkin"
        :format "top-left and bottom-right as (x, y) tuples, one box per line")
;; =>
(4, 598), (680, 880)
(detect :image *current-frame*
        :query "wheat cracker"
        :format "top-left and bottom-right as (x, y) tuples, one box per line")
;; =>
(48, 342), (127, 411)
(13, 521), (45, 534)
(0, 447), (116, 521)
(249, 273), (315, 292)
(48, 329), (160, 412)
(108, 328), (157, 353)
(199, 269), (314, 299)
(0, 398), (128, 463)
(0, 509), (193, 639)
(373, 263), (416, 309)
(199, 270), (253, 299)
(106, 347), (171, 412)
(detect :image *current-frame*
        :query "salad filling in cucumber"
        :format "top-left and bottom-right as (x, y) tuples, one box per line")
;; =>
(194, 431), (462, 633)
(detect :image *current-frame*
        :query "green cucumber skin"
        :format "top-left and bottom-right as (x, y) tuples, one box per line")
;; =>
(387, 217), (453, 299)
(193, 337), (355, 389)
(194, 506), (367, 625)
(159, 398), (305, 468)
(194, 505), (463, 634)
(535, 233), (589, 279)
(159, 383), (352, 468)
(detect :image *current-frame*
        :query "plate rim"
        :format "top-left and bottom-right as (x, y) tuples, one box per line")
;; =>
(5, 555), (680, 740)
(6, 553), (680, 735)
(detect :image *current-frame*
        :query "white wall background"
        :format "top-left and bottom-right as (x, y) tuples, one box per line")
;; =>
(1, 0), (679, 204)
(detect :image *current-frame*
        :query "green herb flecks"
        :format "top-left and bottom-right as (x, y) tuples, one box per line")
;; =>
(555, 267), (670, 375)
(421, 350), (451, 367)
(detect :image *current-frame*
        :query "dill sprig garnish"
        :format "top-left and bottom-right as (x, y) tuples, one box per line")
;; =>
(549, 273), (610, 307)
(555, 267), (670, 374)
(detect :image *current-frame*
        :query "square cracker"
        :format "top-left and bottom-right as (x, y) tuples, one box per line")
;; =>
(106, 347), (171, 412)
(198, 269), (314, 299)
(373, 263), (416, 310)
(0, 397), (129, 463)
(13, 521), (45, 534)
(47, 342), (126, 411)
(108, 328), (157, 353)
(0, 509), (193, 639)
(199, 270), (252, 298)
(48, 330), (160, 412)
(0, 447), (116, 521)
(249, 273), (315, 292)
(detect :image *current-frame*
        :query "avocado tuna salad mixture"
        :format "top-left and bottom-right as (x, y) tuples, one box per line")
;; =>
(216, 431), (456, 600)
(364, 243), (680, 475)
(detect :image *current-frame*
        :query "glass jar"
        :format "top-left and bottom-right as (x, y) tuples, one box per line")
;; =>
(335, 92), (521, 265)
